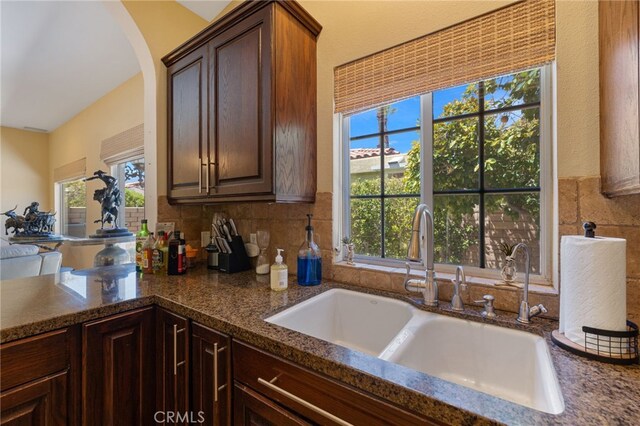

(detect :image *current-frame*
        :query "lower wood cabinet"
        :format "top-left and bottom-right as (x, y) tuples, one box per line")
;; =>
(1, 307), (441, 425)
(156, 308), (190, 424)
(233, 382), (309, 426)
(82, 306), (155, 425)
(0, 327), (79, 426)
(191, 322), (231, 425)
(233, 340), (441, 426)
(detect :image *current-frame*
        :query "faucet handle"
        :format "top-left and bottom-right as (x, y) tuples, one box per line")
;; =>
(474, 295), (496, 319)
(530, 304), (547, 318)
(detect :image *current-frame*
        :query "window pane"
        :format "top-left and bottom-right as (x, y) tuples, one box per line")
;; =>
(386, 97), (420, 132)
(62, 180), (86, 237)
(484, 69), (540, 110)
(433, 117), (479, 191)
(350, 136), (382, 196)
(123, 159), (145, 232)
(349, 107), (380, 138)
(384, 131), (420, 195)
(350, 198), (381, 257)
(433, 194), (480, 266)
(384, 197), (420, 259)
(485, 193), (540, 274)
(433, 82), (478, 119)
(484, 107), (540, 189)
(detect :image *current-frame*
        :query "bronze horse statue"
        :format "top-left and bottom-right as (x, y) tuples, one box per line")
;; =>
(2, 206), (25, 235)
(92, 187), (120, 229)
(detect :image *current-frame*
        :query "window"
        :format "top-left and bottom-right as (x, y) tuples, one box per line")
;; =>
(110, 158), (145, 232)
(59, 179), (86, 237)
(343, 67), (550, 277)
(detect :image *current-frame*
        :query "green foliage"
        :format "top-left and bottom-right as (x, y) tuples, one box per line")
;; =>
(125, 189), (145, 207)
(350, 69), (542, 264)
(64, 180), (85, 207)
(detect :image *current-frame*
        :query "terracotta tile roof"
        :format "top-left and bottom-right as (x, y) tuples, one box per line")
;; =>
(349, 147), (399, 160)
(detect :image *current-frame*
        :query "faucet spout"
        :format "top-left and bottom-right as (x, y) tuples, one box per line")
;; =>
(404, 204), (438, 306)
(510, 242), (546, 323)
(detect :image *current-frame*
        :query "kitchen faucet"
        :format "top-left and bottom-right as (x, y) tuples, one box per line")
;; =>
(404, 204), (438, 306)
(510, 243), (547, 323)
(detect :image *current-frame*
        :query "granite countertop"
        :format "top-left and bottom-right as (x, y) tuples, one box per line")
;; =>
(1, 265), (638, 425)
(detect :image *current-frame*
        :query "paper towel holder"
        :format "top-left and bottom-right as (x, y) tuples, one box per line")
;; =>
(583, 221), (596, 238)
(551, 321), (639, 365)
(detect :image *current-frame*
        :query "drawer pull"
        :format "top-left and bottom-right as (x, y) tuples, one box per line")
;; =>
(173, 324), (178, 376)
(213, 343), (218, 402)
(257, 376), (353, 426)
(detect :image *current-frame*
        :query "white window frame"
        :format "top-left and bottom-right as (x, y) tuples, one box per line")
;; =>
(55, 177), (87, 237)
(109, 156), (145, 230)
(338, 64), (554, 284)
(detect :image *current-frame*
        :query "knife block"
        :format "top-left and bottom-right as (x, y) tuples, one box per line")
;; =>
(218, 236), (251, 273)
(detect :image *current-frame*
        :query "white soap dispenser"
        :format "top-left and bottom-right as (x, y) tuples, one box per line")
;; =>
(270, 248), (288, 291)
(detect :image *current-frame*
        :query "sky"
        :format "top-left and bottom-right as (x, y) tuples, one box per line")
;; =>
(349, 73), (527, 154)
(348, 85), (469, 153)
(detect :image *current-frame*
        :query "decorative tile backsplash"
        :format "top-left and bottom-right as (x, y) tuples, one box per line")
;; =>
(158, 177), (639, 322)
(559, 176), (640, 323)
(157, 193), (334, 279)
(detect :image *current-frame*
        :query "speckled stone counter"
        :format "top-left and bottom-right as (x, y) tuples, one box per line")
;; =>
(2, 266), (639, 425)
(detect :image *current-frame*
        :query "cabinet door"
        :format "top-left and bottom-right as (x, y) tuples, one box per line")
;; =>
(83, 307), (155, 425)
(208, 6), (273, 197)
(191, 322), (231, 425)
(156, 308), (189, 424)
(168, 45), (209, 200)
(0, 372), (68, 426)
(233, 383), (309, 426)
(600, 0), (640, 196)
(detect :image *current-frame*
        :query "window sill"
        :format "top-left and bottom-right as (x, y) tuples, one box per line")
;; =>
(332, 260), (558, 297)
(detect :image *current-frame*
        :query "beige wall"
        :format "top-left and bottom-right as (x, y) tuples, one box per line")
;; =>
(49, 72), (144, 226)
(122, 0), (209, 198)
(555, 1), (599, 178)
(48, 73), (144, 269)
(0, 127), (51, 213)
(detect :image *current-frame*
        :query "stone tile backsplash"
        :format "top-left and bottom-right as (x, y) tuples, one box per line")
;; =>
(559, 176), (640, 322)
(157, 193), (334, 278)
(158, 177), (639, 322)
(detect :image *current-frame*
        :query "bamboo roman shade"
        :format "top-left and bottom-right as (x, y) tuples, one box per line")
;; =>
(334, 0), (555, 115)
(100, 123), (144, 165)
(53, 158), (86, 182)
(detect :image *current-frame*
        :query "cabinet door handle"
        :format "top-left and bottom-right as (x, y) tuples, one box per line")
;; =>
(203, 162), (209, 193)
(198, 158), (203, 194)
(257, 376), (353, 426)
(213, 342), (218, 402)
(208, 161), (217, 191)
(173, 324), (178, 376)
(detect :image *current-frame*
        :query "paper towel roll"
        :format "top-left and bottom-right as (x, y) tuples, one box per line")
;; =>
(560, 235), (627, 350)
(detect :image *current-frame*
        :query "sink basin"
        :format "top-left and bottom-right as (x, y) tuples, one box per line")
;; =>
(382, 315), (565, 414)
(266, 289), (565, 415)
(265, 288), (415, 356)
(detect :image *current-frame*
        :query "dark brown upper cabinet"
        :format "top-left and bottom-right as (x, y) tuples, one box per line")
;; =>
(163, 0), (321, 204)
(600, 0), (640, 197)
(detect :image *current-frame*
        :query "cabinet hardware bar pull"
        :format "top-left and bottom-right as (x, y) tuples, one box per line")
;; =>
(173, 324), (178, 376)
(213, 342), (219, 403)
(209, 161), (216, 190)
(204, 161), (209, 192)
(198, 158), (203, 194)
(257, 377), (353, 426)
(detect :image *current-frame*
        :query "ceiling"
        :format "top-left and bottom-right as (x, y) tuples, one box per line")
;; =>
(1, 1), (140, 132)
(177, 0), (230, 22)
(1, 1), (231, 133)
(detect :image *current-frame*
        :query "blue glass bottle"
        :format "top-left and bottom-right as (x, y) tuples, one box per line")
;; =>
(297, 214), (322, 286)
